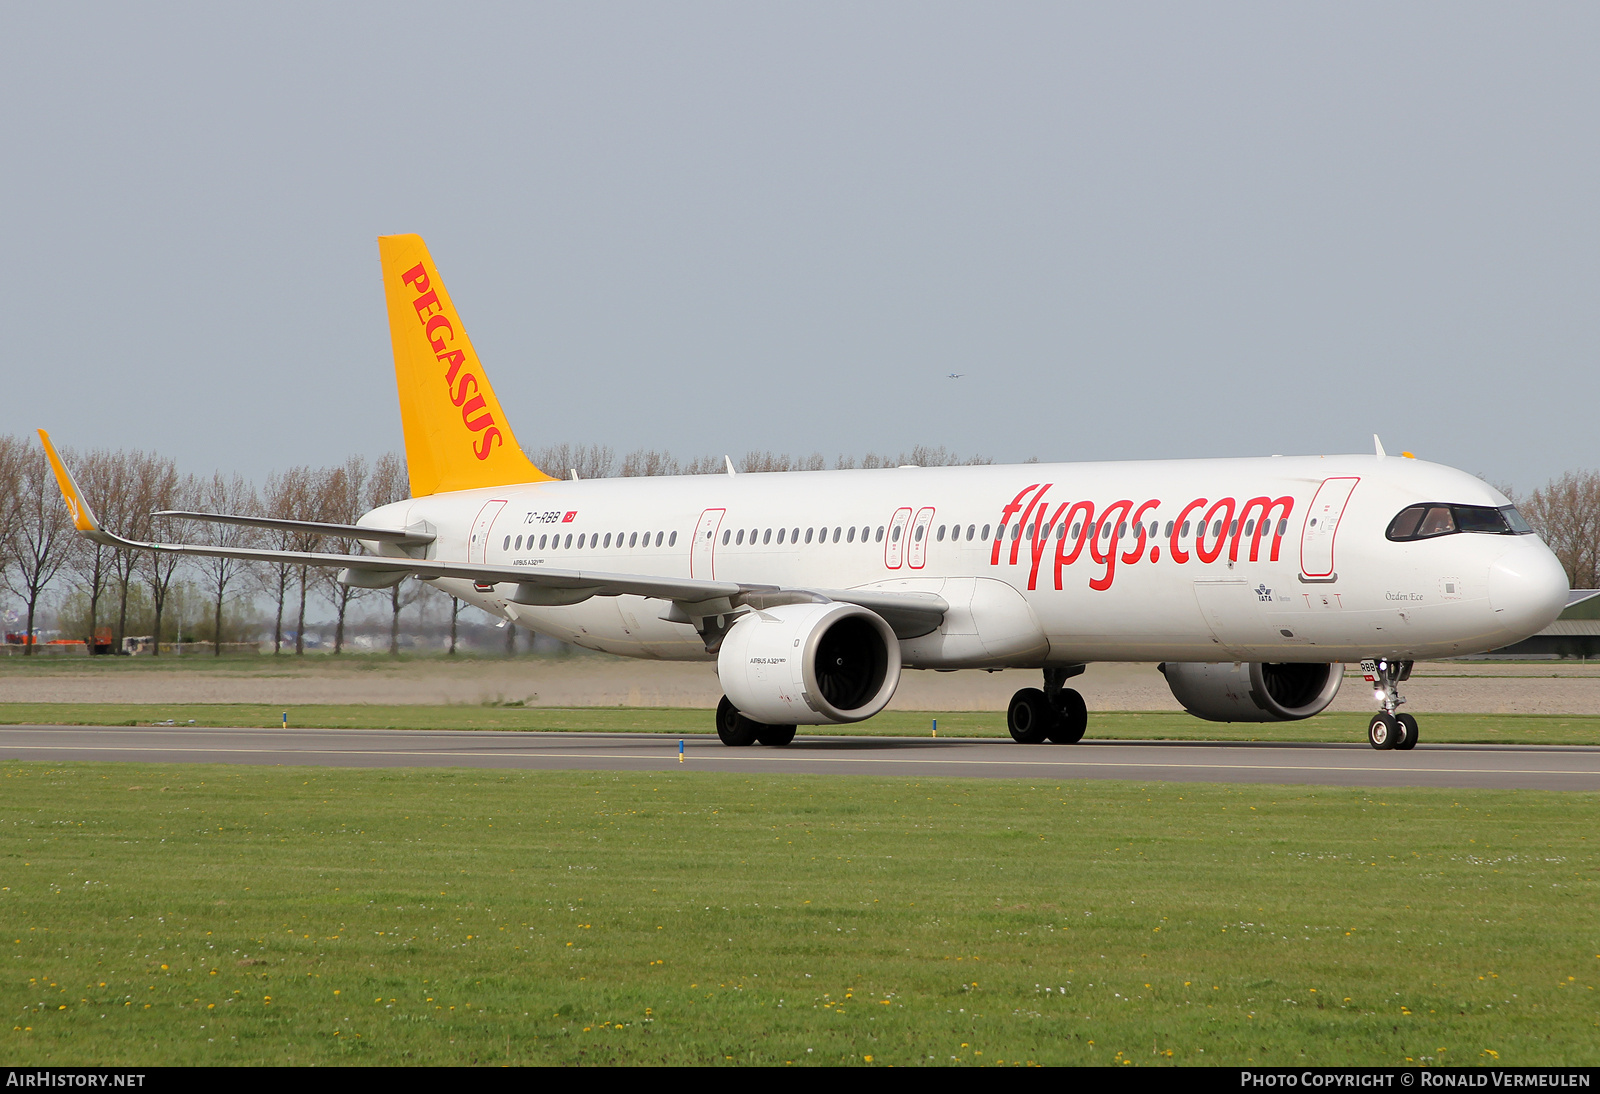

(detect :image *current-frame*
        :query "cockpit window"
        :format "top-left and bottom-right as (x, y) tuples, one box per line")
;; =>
(1387, 503), (1532, 541)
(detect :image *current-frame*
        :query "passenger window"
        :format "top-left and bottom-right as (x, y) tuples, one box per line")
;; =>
(892, 525), (902, 543)
(539, 534), (547, 550)
(735, 529), (744, 545)
(832, 527), (841, 543)
(914, 525), (924, 542)
(936, 525), (945, 541)
(502, 535), (510, 551)
(1071, 522), (1081, 539)
(1244, 520), (1254, 536)
(722, 530), (731, 545)
(629, 532), (637, 548)
(1212, 520), (1223, 538)
(763, 529), (772, 544)
(805, 527), (814, 544)
(564, 534), (573, 549)
(792, 527), (799, 542)
(1118, 522), (1127, 538)
(603, 533), (612, 548)
(847, 526), (856, 543)
(668, 531), (677, 546)
(875, 527), (885, 543)
(656, 532), (664, 547)
(1276, 519), (1287, 537)
(966, 524), (975, 540)
(1181, 521), (1190, 537)
(776, 528), (785, 544)
(1164, 521), (1173, 537)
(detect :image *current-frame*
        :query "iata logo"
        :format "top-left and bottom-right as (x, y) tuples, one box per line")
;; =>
(401, 263), (504, 462)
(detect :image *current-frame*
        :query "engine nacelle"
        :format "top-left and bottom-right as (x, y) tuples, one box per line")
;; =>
(1159, 661), (1344, 722)
(717, 602), (901, 725)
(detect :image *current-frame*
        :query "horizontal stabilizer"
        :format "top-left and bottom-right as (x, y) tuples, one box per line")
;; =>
(153, 511), (435, 547)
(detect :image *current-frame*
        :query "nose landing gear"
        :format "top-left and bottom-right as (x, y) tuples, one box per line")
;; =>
(1363, 658), (1418, 751)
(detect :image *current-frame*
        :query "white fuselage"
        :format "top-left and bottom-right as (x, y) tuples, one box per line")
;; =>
(362, 454), (1568, 667)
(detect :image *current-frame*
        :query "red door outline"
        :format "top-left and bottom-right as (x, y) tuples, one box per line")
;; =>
(908, 507), (935, 569)
(884, 508), (912, 569)
(1300, 477), (1359, 578)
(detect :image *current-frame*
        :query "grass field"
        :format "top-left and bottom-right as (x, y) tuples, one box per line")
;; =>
(1, 761), (1595, 1066)
(2, 703), (1600, 746)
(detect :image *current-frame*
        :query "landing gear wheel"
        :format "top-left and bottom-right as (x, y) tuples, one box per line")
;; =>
(715, 696), (758, 747)
(1368, 712), (1399, 751)
(1395, 713), (1419, 751)
(756, 723), (797, 746)
(1008, 688), (1053, 744)
(1046, 687), (1087, 744)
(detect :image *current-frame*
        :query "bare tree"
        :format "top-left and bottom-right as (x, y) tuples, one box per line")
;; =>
(739, 451), (826, 473)
(1520, 470), (1600, 591)
(532, 443), (615, 480)
(620, 449), (680, 477)
(259, 466), (319, 655)
(366, 453), (415, 654)
(184, 471), (259, 655)
(132, 454), (183, 655)
(2, 441), (78, 654)
(315, 456), (369, 654)
(67, 449), (126, 652)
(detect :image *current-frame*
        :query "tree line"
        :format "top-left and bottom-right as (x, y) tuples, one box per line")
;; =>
(5, 434), (1590, 657)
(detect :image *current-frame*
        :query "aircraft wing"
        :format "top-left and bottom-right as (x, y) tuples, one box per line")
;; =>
(39, 431), (946, 637)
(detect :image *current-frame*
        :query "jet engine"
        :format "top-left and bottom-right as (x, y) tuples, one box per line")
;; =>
(717, 602), (901, 725)
(1158, 661), (1344, 722)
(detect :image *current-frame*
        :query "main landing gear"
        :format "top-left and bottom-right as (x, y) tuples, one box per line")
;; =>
(1008, 665), (1089, 744)
(715, 696), (796, 747)
(1364, 658), (1419, 751)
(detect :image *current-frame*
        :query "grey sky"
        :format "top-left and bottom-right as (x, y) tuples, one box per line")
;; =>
(4, 3), (1595, 494)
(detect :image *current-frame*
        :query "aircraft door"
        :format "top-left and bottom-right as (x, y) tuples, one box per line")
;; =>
(691, 508), (725, 579)
(908, 507), (935, 569)
(1300, 477), (1359, 579)
(469, 499), (508, 564)
(884, 507), (912, 569)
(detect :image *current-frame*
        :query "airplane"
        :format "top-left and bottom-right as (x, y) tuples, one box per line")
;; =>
(39, 234), (1571, 751)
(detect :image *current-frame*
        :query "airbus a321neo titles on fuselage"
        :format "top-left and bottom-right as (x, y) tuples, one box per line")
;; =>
(40, 235), (1572, 751)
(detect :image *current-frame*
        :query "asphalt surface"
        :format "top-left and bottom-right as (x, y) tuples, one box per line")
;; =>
(1, 724), (1598, 790)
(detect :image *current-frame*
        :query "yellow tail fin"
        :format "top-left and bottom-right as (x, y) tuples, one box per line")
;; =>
(379, 234), (554, 496)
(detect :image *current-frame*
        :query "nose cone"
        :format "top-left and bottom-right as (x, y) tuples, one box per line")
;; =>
(1488, 539), (1569, 641)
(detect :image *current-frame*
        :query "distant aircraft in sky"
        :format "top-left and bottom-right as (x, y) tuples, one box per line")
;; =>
(947, 372), (964, 379)
(40, 235), (1568, 751)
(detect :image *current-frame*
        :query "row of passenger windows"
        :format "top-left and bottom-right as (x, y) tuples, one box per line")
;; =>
(502, 517), (1291, 555)
(715, 518), (1289, 546)
(504, 530), (680, 552)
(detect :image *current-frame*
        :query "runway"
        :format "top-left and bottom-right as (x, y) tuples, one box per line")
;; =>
(2, 725), (1598, 790)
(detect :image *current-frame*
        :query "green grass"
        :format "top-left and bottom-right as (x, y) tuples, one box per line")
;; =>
(2, 703), (1600, 745)
(1, 762), (1596, 1066)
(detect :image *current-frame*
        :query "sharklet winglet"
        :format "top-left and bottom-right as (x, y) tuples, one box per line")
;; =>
(37, 430), (116, 544)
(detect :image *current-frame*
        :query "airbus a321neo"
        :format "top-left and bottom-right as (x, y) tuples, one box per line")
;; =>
(41, 235), (1571, 750)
